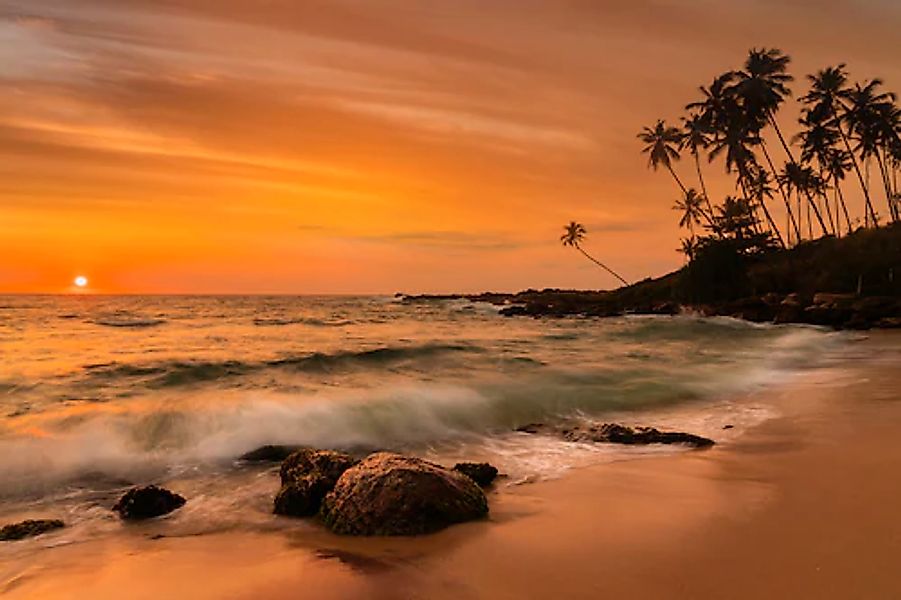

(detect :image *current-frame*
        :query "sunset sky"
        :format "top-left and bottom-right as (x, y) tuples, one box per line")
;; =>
(1, 0), (899, 294)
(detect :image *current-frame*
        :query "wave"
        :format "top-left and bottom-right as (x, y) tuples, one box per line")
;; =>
(83, 343), (481, 387)
(92, 317), (166, 328)
(253, 317), (354, 327)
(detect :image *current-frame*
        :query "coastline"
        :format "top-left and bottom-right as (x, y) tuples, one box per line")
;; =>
(2, 332), (899, 599)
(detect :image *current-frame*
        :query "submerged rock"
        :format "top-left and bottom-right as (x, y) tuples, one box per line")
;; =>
(113, 485), (186, 520)
(274, 448), (357, 517)
(239, 444), (302, 463)
(452, 462), (499, 487)
(321, 452), (488, 536)
(0, 519), (65, 541)
(517, 422), (714, 448)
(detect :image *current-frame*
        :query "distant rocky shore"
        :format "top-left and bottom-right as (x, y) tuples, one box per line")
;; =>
(400, 289), (901, 330)
(398, 223), (901, 330)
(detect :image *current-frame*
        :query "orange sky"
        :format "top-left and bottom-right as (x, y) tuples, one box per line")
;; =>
(1, 0), (899, 294)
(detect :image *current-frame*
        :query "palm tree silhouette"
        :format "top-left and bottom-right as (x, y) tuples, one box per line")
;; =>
(843, 79), (899, 223)
(638, 120), (688, 194)
(746, 164), (786, 247)
(680, 112), (715, 215)
(823, 147), (855, 234)
(735, 48), (794, 160)
(801, 65), (880, 227)
(673, 189), (708, 238)
(560, 222), (629, 287)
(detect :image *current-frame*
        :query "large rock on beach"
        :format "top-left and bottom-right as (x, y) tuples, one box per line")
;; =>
(113, 485), (186, 520)
(452, 462), (499, 487)
(321, 452), (489, 536)
(274, 448), (357, 517)
(517, 422), (714, 448)
(0, 519), (65, 541)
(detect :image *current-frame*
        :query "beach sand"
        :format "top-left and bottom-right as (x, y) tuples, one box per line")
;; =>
(2, 332), (899, 600)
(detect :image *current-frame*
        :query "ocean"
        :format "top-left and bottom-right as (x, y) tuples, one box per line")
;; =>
(0, 295), (847, 547)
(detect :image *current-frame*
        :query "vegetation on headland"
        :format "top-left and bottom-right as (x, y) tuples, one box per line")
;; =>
(401, 222), (901, 328)
(639, 48), (899, 255)
(521, 48), (900, 328)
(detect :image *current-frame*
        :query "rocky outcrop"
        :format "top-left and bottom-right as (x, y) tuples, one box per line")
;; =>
(452, 462), (499, 487)
(0, 519), (65, 541)
(274, 448), (357, 517)
(113, 485), (186, 520)
(321, 452), (488, 536)
(517, 422), (714, 448)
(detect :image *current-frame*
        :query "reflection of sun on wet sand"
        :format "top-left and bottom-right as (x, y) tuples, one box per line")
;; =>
(4, 333), (899, 600)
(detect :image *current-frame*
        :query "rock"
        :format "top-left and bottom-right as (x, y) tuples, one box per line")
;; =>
(452, 462), (499, 487)
(321, 452), (488, 536)
(274, 448), (356, 517)
(0, 519), (65, 541)
(560, 423), (715, 448)
(517, 422), (714, 448)
(239, 444), (302, 462)
(113, 485), (186, 520)
(722, 424), (735, 430)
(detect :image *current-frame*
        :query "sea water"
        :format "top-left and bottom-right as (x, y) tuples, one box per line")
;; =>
(0, 295), (846, 546)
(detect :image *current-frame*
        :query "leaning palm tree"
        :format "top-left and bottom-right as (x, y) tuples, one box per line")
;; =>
(823, 148), (855, 235)
(801, 65), (879, 227)
(680, 112), (714, 211)
(673, 188), (708, 238)
(746, 164), (786, 247)
(638, 120), (688, 194)
(734, 48), (795, 158)
(560, 222), (629, 287)
(842, 79), (899, 223)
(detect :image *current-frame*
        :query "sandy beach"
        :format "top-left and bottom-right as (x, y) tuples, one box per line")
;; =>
(1, 332), (897, 599)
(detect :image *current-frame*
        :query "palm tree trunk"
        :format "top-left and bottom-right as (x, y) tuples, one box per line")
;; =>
(835, 181), (853, 235)
(760, 142), (801, 241)
(875, 150), (898, 222)
(693, 151), (713, 213)
(666, 164), (688, 195)
(576, 245), (629, 287)
(820, 189), (836, 236)
(801, 187), (829, 237)
(835, 119), (879, 227)
(768, 112), (799, 165)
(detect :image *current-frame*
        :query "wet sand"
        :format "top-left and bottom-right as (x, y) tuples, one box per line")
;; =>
(2, 333), (899, 600)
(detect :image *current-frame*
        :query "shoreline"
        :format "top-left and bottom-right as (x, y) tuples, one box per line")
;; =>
(2, 332), (899, 599)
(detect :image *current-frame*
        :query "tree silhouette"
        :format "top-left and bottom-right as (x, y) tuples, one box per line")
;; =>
(560, 222), (629, 287)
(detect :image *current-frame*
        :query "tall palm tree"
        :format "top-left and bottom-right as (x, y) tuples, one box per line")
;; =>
(843, 79), (899, 223)
(734, 48), (795, 161)
(673, 189), (710, 237)
(680, 112), (714, 212)
(638, 120), (688, 194)
(801, 65), (879, 227)
(560, 222), (629, 287)
(823, 148), (855, 234)
(746, 164), (786, 247)
(796, 111), (841, 235)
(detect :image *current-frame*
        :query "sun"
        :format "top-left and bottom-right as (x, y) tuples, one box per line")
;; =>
(74, 276), (88, 288)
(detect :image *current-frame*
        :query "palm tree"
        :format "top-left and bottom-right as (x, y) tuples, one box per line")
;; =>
(796, 110), (841, 234)
(843, 79), (899, 222)
(823, 148), (855, 234)
(638, 120), (688, 194)
(673, 189), (709, 238)
(560, 222), (629, 287)
(734, 48), (795, 161)
(746, 164), (786, 247)
(680, 112), (714, 212)
(801, 65), (879, 226)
